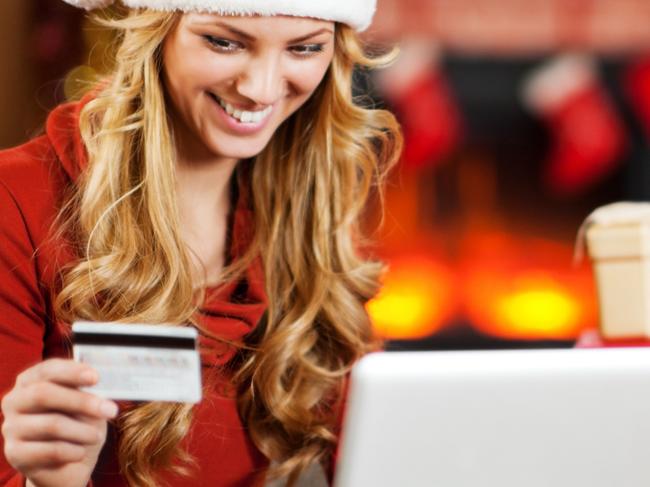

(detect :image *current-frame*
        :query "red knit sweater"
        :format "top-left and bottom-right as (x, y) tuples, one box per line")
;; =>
(0, 98), (274, 486)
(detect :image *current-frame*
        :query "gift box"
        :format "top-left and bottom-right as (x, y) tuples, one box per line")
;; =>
(585, 203), (650, 340)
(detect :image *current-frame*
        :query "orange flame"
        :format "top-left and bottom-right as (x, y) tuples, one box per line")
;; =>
(367, 257), (455, 340)
(462, 234), (597, 340)
(490, 276), (584, 339)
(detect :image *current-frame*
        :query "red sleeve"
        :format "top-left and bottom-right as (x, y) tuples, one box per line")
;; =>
(0, 181), (47, 486)
(2, 473), (26, 487)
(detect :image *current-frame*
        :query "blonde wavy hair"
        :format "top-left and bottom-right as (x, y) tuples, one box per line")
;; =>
(54, 7), (402, 487)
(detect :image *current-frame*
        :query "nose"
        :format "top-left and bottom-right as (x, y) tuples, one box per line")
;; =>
(236, 53), (285, 107)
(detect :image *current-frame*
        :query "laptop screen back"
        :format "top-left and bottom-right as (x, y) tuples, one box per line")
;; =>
(334, 348), (650, 487)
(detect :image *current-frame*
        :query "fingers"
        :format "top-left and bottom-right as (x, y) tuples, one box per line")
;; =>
(15, 359), (97, 389)
(0, 359), (112, 483)
(6, 382), (118, 420)
(4, 440), (86, 470)
(3, 358), (118, 421)
(3, 414), (103, 445)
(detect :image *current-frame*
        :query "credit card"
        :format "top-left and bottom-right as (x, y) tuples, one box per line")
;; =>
(72, 321), (202, 403)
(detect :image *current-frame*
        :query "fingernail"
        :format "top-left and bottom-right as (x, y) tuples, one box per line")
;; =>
(100, 400), (118, 418)
(80, 369), (98, 384)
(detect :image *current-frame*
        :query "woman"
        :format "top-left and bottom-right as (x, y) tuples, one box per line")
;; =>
(0, 1), (402, 486)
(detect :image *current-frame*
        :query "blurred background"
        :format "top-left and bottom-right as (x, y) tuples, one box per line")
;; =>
(3, 0), (650, 351)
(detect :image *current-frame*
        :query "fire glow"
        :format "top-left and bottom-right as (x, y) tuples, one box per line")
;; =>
(367, 257), (455, 340)
(470, 273), (587, 340)
(367, 235), (597, 341)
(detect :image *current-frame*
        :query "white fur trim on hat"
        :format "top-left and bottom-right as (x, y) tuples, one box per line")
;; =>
(61, 0), (377, 31)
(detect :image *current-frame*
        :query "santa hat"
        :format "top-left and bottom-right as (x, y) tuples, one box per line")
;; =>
(61, 0), (377, 31)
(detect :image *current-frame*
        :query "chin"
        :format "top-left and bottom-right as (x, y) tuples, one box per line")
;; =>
(207, 135), (271, 161)
(209, 144), (267, 161)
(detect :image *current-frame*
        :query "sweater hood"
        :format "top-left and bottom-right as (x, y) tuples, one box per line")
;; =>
(45, 95), (92, 183)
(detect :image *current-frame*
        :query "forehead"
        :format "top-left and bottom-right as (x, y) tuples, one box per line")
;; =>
(182, 12), (335, 39)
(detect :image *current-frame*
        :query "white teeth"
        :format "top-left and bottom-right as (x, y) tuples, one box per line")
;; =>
(215, 95), (272, 124)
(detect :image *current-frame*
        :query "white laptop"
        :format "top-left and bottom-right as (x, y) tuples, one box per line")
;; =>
(334, 348), (650, 487)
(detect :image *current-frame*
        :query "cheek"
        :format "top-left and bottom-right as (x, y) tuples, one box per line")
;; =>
(164, 38), (236, 95)
(168, 58), (220, 93)
(286, 59), (332, 98)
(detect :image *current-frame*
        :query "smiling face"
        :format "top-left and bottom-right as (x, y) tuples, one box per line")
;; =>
(161, 13), (336, 163)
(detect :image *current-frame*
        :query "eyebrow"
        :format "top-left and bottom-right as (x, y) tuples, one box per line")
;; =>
(198, 21), (334, 43)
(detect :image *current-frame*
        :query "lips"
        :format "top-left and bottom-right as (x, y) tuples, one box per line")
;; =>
(207, 92), (272, 124)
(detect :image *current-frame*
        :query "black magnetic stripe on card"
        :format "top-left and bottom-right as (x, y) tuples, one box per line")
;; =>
(73, 333), (196, 350)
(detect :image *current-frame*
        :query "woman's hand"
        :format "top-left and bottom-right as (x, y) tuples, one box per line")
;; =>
(1, 358), (118, 487)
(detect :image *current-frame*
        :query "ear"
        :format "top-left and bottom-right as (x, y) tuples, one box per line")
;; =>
(61, 0), (115, 10)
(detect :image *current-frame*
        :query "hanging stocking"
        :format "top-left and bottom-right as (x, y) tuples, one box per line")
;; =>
(374, 43), (463, 170)
(624, 55), (650, 140)
(523, 55), (627, 196)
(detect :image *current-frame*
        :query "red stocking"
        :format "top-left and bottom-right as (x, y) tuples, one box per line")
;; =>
(524, 55), (627, 196)
(624, 55), (650, 139)
(390, 70), (463, 170)
(374, 43), (462, 170)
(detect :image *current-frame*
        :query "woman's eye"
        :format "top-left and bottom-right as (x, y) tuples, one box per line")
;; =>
(203, 36), (242, 52)
(289, 44), (325, 57)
